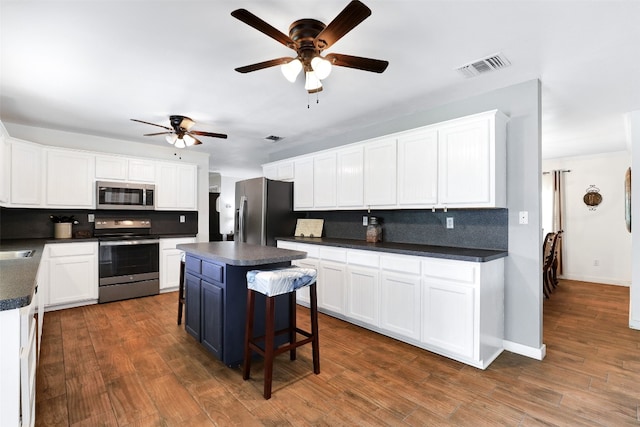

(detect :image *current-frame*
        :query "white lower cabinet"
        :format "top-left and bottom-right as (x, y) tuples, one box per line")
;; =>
(380, 271), (421, 341)
(277, 240), (504, 369)
(0, 286), (40, 427)
(44, 242), (98, 309)
(160, 237), (196, 291)
(422, 279), (475, 358)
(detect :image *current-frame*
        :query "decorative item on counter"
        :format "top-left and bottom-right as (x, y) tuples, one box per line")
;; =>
(294, 219), (324, 237)
(50, 215), (79, 239)
(366, 216), (382, 243)
(583, 185), (602, 211)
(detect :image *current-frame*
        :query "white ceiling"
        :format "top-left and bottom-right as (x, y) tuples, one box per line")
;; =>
(2, 1), (639, 177)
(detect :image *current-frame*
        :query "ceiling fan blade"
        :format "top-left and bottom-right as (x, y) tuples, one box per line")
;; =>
(190, 130), (228, 139)
(231, 9), (294, 48)
(325, 53), (389, 73)
(190, 135), (203, 145)
(143, 132), (173, 136)
(315, 0), (371, 50)
(235, 57), (293, 73)
(130, 119), (172, 130)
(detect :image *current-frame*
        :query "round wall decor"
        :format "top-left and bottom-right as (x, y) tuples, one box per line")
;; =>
(583, 185), (602, 210)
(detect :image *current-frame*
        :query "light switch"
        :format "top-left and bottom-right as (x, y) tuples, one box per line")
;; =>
(446, 217), (454, 229)
(519, 211), (528, 225)
(88, 214), (95, 223)
(180, 215), (185, 223)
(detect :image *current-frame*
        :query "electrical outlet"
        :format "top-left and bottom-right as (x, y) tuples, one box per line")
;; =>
(362, 216), (368, 226)
(446, 217), (454, 229)
(88, 214), (95, 223)
(519, 211), (529, 225)
(179, 215), (185, 223)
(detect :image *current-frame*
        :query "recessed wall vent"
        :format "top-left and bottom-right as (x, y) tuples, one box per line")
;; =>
(455, 52), (511, 78)
(264, 135), (284, 142)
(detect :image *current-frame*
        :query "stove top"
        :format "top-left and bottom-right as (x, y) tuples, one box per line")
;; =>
(94, 218), (152, 239)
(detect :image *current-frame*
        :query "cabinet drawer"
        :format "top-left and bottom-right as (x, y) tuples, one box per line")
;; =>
(202, 261), (224, 283)
(319, 247), (347, 263)
(422, 259), (477, 284)
(297, 243), (319, 258)
(380, 254), (421, 275)
(48, 242), (96, 257)
(185, 256), (201, 274)
(277, 241), (298, 251)
(347, 250), (379, 268)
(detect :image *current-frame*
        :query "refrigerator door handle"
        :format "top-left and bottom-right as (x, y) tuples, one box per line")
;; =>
(238, 195), (247, 242)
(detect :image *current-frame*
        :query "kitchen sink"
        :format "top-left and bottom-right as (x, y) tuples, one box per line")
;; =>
(0, 249), (35, 260)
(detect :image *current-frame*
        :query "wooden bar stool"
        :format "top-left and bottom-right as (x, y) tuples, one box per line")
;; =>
(177, 254), (186, 325)
(243, 266), (320, 399)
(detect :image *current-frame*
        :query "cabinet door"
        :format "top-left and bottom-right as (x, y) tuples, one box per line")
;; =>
(46, 149), (94, 208)
(422, 280), (475, 358)
(317, 260), (346, 315)
(156, 162), (197, 210)
(48, 255), (97, 306)
(313, 153), (337, 208)
(0, 134), (9, 203)
(292, 258), (318, 305)
(380, 271), (421, 340)
(128, 159), (156, 182)
(293, 157), (314, 210)
(160, 238), (195, 290)
(277, 162), (294, 181)
(346, 265), (379, 326)
(184, 273), (201, 340)
(263, 164), (277, 180)
(397, 130), (438, 206)
(10, 141), (42, 206)
(201, 280), (223, 359)
(438, 118), (491, 206)
(95, 155), (127, 180)
(337, 146), (364, 207)
(364, 138), (397, 207)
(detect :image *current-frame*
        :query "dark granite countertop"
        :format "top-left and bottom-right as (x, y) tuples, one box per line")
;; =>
(276, 237), (508, 262)
(0, 239), (48, 311)
(177, 241), (307, 267)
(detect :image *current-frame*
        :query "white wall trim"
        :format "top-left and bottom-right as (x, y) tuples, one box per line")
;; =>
(503, 340), (546, 360)
(630, 319), (640, 330)
(559, 275), (630, 287)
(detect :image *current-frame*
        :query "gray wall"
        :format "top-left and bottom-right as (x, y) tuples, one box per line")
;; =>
(272, 80), (543, 352)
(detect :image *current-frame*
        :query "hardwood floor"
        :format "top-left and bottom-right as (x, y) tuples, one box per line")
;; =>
(36, 280), (640, 426)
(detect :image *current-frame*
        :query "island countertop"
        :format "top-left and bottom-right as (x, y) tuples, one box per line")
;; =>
(177, 241), (307, 266)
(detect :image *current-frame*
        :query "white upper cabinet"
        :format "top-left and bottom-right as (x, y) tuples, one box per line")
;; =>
(313, 152), (337, 208)
(262, 160), (294, 182)
(437, 111), (507, 208)
(337, 145), (364, 207)
(364, 137), (397, 207)
(46, 148), (95, 208)
(95, 155), (155, 183)
(293, 157), (314, 210)
(0, 132), (9, 203)
(155, 162), (197, 210)
(397, 129), (438, 206)
(289, 110), (507, 211)
(9, 140), (43, 207)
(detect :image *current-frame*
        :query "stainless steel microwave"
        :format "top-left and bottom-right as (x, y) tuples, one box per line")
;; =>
(96, 181), (155, 210)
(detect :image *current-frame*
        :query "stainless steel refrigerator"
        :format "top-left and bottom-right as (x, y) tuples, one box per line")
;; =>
(235, 177), (298, 246)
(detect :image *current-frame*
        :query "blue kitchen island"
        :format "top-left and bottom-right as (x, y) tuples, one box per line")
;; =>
(176, 242), (307, 367)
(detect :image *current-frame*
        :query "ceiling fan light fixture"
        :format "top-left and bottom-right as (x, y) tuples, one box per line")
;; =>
(174, 138), (186, 149)
(166, 134), (178, 145)
(311, 56), (332, 80)
(304, 71), (322, 92)
(183, 134), (196, 146)
(281, 58), (302, 82)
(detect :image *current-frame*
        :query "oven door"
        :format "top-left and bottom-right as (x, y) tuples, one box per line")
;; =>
(98, 239), (160, 302)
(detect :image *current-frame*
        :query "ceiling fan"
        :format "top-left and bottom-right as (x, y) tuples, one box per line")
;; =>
(231, 0), (389, 93)
(130, 115), (228, 148)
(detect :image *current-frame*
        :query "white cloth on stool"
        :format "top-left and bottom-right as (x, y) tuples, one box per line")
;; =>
(246, 267), (317, 297)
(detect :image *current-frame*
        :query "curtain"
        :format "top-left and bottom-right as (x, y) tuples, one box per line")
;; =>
(552, 170), (565, 275)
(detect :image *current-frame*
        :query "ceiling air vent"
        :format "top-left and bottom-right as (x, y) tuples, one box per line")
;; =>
(455, 52), (511, 78)
(264, 135), (284, 142)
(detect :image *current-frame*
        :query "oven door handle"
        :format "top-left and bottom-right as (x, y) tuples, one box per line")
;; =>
(99, 239), (159, 247)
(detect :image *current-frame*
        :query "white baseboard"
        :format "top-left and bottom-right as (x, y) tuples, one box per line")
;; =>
(560, 274), (630, 287)
(630, 319), (640, 330)
(503, 340), (546, 360)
